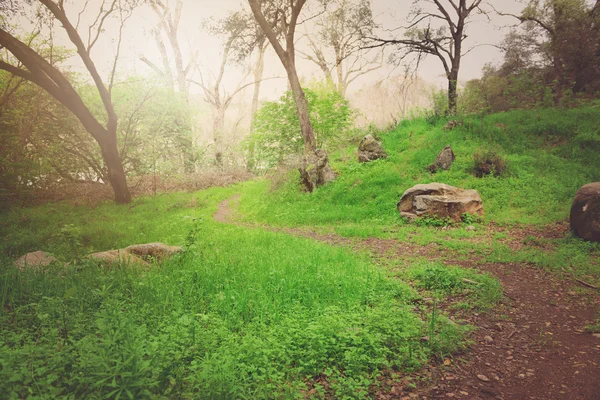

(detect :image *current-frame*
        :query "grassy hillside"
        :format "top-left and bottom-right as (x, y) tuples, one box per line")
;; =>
(239, 104), (600, 227)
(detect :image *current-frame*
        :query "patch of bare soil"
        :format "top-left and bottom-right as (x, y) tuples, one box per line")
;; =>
(215, 196), (600, 400)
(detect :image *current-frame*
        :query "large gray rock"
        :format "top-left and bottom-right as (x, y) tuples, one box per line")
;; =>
(570, 183), (600, 242)
(398, 183), (484, 221)
(428, 145), (455, 173)
(125, 243), (182, 261)
(358, 135), (388, 163)
(14, 251), (58, 270)
(299, 149), (336, 192)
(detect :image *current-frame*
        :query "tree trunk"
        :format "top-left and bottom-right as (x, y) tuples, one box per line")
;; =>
(336, 59), (346, 97)
(286, 64), (316, 153)
(213, 106), (226, 166)
(447, 68), (459, 115)
(98, 129), (131, 204)
(250, 43), (266, 129)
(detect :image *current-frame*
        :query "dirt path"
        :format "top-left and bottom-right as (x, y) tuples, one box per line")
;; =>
(215, 196), (600, 399)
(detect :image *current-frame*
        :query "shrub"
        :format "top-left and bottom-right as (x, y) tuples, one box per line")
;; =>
(244, 81), (353, 171)
(472, 148), (507, 177)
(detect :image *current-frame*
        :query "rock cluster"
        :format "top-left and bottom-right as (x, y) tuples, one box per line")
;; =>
(15, 242), (182, 270)
(14, 251), (58, 270)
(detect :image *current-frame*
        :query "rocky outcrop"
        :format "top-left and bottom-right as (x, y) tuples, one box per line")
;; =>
(14, 251), (59, 270)
(570, 183), (600, 242)
(358, 135), (388, 163)
(299, 149), (336, 192)
(428, 145), (455, 173)
(398, 183), (484, 221)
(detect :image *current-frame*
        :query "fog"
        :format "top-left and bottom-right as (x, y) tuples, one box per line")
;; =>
(19, 0), (526, 99)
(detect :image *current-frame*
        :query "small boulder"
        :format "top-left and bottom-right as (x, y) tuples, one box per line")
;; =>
(125, 243), (182, 261)
(398, 183), (484, 221)
(87, 250), (148, 268)
(14, 251), (58, 270)
(299, 149), (336, 192)
(358, 135), (388, 163)
(570, 183), (600, 242)
(428, 145), (455, 173)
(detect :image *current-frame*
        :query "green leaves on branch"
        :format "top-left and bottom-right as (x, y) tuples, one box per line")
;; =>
(245, 82), (353, 171)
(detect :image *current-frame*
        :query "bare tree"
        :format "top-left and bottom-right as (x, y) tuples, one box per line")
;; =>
(300, 0), (382, 97)
(368, 0), (485, 114)
(140, 0), (197, 98)
(0, 0), (138, 203)
(192, 11), (277, 166)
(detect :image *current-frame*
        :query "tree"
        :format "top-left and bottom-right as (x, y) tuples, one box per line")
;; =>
(300, 0), (382, 97)
(368, 0), (485, 114)
(140, 0), (198, 98)
(248, 0), (335, 191)
(495, 0), (600, 100)
(0, 0), (138, 203)
(193, 11), (276, 166)
(247, 0), (318, 153)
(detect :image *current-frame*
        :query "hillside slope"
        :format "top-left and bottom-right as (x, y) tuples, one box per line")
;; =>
(239, 104), (600, 227)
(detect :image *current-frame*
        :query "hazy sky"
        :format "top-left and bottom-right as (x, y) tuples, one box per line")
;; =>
(11, 0), (528, 99)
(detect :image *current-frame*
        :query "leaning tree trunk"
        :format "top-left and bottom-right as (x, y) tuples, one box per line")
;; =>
(98, 128), (131, 204)
(286, 65), (317, 153)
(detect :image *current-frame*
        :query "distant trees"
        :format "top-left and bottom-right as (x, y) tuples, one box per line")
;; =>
(300, 0), (382, 97)
(465, 0), (600, 112)
(368, 0), (485, 115)
(0, 0), (138, 203)
(497, 0), (600, 99)
(192, 11), (272, 167)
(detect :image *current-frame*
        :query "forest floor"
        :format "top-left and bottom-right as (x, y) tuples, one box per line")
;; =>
(216, 195), (600, 400)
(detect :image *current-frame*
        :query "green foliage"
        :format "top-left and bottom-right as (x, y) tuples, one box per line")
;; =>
(460, 213), (481, 225)
(245, 82), (352, 170)
(0, 185), (472, 399)
(412, 215), (453, 228)
(406, 262), (502, 311)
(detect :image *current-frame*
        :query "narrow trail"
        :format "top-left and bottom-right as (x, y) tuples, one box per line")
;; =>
(215, 196), (600, 399)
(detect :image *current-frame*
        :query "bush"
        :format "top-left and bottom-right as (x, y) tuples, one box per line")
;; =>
(472, 148), (507, 177)
(244, 81), (353, 171)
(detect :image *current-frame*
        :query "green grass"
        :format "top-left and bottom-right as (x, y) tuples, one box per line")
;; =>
(239, 104), (600, 228)
(0, 186), (478, 399)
